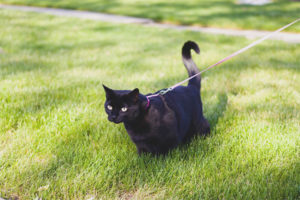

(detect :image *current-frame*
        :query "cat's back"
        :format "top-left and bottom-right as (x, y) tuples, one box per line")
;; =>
(163, 85), (200, 108)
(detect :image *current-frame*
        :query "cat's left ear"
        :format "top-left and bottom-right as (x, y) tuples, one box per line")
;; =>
(129, 88), (139, 102)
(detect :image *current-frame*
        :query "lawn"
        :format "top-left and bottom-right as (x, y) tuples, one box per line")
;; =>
(0, 9), (300, 199)
(1, 0), (300, 32)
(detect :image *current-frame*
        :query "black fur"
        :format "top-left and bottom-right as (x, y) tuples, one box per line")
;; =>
(103, 41), (210, 155)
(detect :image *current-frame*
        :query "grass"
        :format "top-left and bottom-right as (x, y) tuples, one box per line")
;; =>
(0, 9), (299, 200)
(1, 0), (300, 32)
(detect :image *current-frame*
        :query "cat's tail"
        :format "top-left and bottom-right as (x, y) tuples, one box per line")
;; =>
(182, 41), (201, 89)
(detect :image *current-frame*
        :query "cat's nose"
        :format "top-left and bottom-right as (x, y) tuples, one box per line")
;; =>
(111, 115), (117, 120)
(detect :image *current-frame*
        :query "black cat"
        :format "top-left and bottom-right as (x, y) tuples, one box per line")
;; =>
(103, 41), (210, 155)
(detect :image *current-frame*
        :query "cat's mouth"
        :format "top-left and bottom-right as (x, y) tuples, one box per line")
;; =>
(108, 117), (122, 124)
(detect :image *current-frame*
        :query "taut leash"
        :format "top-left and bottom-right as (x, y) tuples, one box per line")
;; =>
(146, 18), (300, 104)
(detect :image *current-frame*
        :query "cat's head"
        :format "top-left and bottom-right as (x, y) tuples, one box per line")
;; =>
(103, 84), (141, 124)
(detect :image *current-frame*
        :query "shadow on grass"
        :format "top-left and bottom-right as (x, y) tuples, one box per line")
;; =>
(19, 0), (299, 29)
(206, 92), (228, 131)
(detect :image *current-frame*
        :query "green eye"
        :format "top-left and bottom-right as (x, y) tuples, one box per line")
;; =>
(107, 105), (113, 110)
(121, 107), (127, 112)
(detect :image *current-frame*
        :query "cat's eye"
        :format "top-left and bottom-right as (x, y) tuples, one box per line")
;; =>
(121, 107), (127, 112)
(107, 105), (113, 110)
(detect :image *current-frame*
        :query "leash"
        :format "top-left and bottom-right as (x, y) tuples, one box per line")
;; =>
(146, 18), (300, 106)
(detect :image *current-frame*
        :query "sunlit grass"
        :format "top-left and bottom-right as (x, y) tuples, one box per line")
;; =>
(0, 9), (299, 199)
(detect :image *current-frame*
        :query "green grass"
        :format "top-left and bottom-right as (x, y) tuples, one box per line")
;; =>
(1, 0), (300, 32)
(0, 9), (299, 200)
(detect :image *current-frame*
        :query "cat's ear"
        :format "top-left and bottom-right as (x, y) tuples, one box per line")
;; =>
(128, 88), (139, 102)
(103, 84), (115, 99)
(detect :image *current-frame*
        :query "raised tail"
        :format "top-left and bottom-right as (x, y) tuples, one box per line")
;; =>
(182, 41), (201, 89)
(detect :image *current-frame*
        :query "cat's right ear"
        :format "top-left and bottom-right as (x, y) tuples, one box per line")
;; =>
(102, 84), (115, 99)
